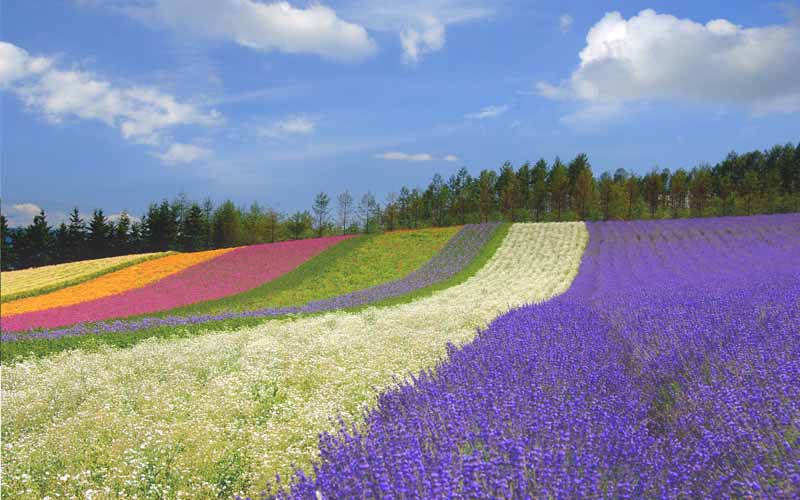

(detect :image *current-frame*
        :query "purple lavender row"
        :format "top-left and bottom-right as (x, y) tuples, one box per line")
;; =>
(268, 213), (800, 499)
(1, 223), (500, 342)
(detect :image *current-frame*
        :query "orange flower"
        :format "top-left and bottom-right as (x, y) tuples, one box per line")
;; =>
(1, 248), (234, 317)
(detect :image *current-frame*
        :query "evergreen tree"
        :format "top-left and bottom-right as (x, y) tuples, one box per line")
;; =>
(1, 212), (12, 270)
(181, 202), (208, 251)
(530, 159), (549, 221)
(88, 209), (113, 258)
(312, 192), (331, 237)
(213, 200), (243, 248)
(548, 158), (569, 221)
(113, 212), (132, 255)
(65, 208), (87, 261)
(23, 210), (54, 267)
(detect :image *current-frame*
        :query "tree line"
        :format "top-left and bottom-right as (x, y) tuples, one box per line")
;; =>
(2, 141), (798, 271)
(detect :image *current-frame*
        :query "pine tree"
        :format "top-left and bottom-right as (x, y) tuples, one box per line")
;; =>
(548, 158), (569, 221)
(113, 212), (132, 255)
(88, 209), (113, 258)
(66, 208), (87, 261)
(1, 212), (16, 270)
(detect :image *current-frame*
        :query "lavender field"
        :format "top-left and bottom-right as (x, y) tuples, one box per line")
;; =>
(273, 214), (800, 499)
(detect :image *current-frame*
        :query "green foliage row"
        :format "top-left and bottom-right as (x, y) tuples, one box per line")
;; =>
(0, 225), (509, 364)
(164, 226), (459, 315)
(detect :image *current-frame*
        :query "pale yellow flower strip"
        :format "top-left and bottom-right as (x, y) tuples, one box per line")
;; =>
(0, 252), (167, 299)
(1, 223), (588, 499)
(1, 248), (233, 316)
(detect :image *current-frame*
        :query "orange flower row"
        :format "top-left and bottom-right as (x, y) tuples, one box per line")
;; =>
(1, 248), (235, 317)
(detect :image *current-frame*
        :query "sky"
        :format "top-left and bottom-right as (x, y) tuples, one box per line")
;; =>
(2, 0), (799, 226)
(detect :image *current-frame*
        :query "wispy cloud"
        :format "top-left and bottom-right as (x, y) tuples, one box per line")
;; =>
(374, 151), (433, 161)
(258, 114), (318, 141)
(559, 14), (573, 33)
(155, 143), (212, 165)
(344, 0), (494, 63)
(374, 151), (459, 162)
(465, 104), (508, 119)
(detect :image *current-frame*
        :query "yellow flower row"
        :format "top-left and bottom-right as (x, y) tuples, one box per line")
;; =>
(0, 252), (168, 300)
(1, 248), (234, 317)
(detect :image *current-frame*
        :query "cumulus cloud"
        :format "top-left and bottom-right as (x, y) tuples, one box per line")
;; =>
(465, 104), (508, 119)
(155, 143), (211, 165)
(537, 9), (800, 114)
(258, 114), (317, 141)
(84, 0), (376, 62)
(1, 203), (44, 227)
(444, 154), (460, 162)
(1, 42), (221, 148)
(559, 14), (573, 33)
(374, 152), (433, 161)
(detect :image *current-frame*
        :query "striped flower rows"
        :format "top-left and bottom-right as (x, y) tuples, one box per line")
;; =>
(1, 224), (497, 341)
(0, 251), (169, 301)
(1, 236), (351, 332)
(0, 248), (232, 317)
(1, 223), (587, 499)
(271, 214), (800, 499)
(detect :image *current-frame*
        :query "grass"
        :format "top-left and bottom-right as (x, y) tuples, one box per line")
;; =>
(0, 252), (173, 302)
(0, 225), (509, 364)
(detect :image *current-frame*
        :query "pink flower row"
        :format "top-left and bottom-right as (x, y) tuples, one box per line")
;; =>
(2, 235), (352, 332)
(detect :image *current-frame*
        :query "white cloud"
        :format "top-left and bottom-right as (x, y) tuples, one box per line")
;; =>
(258, 114), (317, 141)
(108, 212), (142, 224)
(465, 104), (508, 119)
(155, 143), (211, 165)
(537, 9), (800, 114)
(344, 0), (493, 62)
(400, 16), (445, 64)
(559, 14), (573, 33)
(0, 42), (52, 86)
(1, 203), (43, 227)
(85, 0), (376, 62)
(1, 42), (221, 148)
(444, 154), (459, 162)
(374, 152), (433, 161)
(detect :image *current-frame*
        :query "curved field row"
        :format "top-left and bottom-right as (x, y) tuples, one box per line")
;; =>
(0, 252), (170, 301)
(1, 248), (233, 317)
(172, 225), (463, 315)
(1, 236), (352, 332)
(0, 224), (507, 361)
(0, 222), (588, 499)
(276, 214), (800, 499)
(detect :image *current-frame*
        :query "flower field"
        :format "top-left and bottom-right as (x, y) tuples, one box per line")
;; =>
(1, 222), (586, 499)
(0, 251), (169, 301)
(1, 215), (798, 500)
(273, 214), (800, 499)
(0, 248), (233, 318)
(1, 236), (351, 332)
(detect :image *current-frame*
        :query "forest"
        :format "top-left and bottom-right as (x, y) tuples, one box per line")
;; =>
(2, 141), (798, 271)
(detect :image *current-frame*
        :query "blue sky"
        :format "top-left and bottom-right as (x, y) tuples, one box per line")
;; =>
(2, 0), (799, 226)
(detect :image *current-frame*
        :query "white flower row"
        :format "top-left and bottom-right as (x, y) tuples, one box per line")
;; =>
(1, 222), (588, 499)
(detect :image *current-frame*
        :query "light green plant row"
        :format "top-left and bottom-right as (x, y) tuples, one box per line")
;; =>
(0, 252), (173, 302)
(1, 222), (588, 499)
(168, 226), (460, 316)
